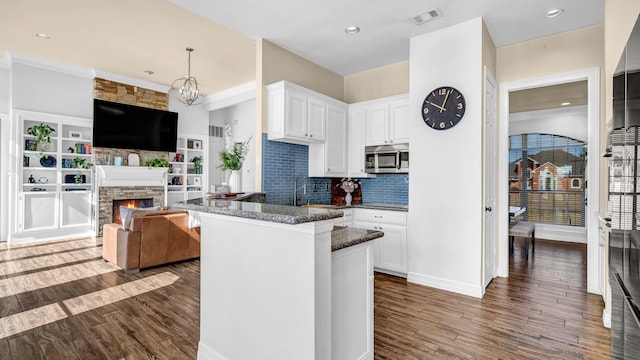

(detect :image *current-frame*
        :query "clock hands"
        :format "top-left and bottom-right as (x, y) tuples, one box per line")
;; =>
(428, 101), (446, 112)
(440, 89), (451, 113)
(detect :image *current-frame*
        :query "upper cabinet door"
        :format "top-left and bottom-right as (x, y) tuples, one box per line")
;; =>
(308, 96), (327, 142)
(365, 104), (389, 146)
(284, 89), (309, 140)
(389, 98), (410, 144)
(324, 104), (347, 176)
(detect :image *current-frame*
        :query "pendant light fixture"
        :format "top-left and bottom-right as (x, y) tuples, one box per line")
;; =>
(171, 47), (203, 106)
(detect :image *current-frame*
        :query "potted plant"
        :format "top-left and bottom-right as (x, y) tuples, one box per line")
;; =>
(191, 156), (203, 174)
(144, 157), (169, 168)
(72, 157), (93, 184)
(27, 123), (55, 156)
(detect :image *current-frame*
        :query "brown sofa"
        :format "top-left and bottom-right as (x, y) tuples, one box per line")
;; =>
(102, 210), (200, 273)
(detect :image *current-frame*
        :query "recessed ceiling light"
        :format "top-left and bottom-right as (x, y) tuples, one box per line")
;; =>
(144, 70), (154, 75)
(345, 26), (360, 34)
(561, 102), (571, 106)
(35, 33), (50, 39)
(544, 9), (564, 19)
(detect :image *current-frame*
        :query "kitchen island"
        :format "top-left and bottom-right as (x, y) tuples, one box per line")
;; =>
(172, 198), (383, 360)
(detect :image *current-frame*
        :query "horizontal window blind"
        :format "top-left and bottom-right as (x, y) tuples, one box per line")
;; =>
(509, 133), (586, 227)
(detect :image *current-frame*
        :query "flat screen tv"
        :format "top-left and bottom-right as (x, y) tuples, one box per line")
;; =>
(93, 99), (178, 152)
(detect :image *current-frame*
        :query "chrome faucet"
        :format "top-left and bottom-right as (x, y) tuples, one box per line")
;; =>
(293, 173), (307, 206)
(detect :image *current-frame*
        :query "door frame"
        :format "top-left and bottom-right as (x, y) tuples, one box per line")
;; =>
(483, 66), (497, 291)
(497, 67), (601, 295)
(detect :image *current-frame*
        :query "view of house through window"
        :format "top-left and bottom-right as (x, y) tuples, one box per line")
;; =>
(509, 133), (586, 227)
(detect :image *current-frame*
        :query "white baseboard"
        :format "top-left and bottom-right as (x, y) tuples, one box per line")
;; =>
(407, 272), (483, 298)
(197, 342), (229, 360)
(603, 308), (611, 328)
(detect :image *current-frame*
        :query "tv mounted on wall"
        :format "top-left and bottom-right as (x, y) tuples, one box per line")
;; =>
(93, 99), (178, 152)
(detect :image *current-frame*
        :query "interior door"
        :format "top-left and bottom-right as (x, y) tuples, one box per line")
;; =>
(484, 68), (497, 289)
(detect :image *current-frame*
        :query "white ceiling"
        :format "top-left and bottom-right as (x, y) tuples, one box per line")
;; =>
(170, 0), (604, 75)
(0, 0), (604, 95)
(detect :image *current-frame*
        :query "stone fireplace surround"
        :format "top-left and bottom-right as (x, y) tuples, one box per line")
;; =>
(93, 78), (171, 237)
(96, 166), (167, 236)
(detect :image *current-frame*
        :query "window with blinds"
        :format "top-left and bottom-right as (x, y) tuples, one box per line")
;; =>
(509, 133), (586, 227)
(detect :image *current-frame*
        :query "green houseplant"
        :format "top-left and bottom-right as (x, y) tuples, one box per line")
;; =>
(191, 156), (202, 174)
(27, 123), (56, 157)
(145, 157), (169, 168)
(72, 157), (93, 184)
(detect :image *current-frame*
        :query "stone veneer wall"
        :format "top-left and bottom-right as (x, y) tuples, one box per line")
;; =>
(93, 78), (170, 236)
(93, 78), (170, 166)
(97, 187), (165, 236)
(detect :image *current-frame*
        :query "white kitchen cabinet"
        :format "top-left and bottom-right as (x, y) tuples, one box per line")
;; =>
(363, 94), (409, 146)
(334, 209), (353, 227)
(353, 208), (407, 276)
(332, 241), (374, 360)
(267, 81), (328, 145)
(309, 103), (348, 177)
(348, 105), (375, 178)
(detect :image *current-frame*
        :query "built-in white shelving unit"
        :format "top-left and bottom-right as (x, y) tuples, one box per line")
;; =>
(167, 134), (207, 205)
(12, 110), (94, 243)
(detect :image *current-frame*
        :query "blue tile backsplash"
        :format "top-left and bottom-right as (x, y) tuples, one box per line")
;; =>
(261, 133), (408, 206)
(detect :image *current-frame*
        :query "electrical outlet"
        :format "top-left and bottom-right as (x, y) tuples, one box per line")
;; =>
(326, 183), (330, 191)
(313, 183), (318, 192)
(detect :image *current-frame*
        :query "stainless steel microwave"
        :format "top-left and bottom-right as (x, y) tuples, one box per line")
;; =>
(365, 144), (409, 174)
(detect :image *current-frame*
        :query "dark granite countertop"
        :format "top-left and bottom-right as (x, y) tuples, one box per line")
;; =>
(331, 226), (384, 252)
(172, 195), (344, 225)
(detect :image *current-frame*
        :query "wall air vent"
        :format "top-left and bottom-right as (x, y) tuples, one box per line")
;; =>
(410, 8), (442, 25)
(209, 125), (224, 138)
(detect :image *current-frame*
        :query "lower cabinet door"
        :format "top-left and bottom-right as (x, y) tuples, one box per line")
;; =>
(353, 220), (407, 275)
(21, 192), (58, 231)
(60, 191), (91, 227)
(332, 242), (373, 360)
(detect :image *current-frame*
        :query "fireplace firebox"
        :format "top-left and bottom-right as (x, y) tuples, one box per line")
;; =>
(112, 198), (154, 224)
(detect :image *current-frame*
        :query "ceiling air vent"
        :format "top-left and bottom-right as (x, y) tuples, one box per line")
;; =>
(410, 8), (442, 25)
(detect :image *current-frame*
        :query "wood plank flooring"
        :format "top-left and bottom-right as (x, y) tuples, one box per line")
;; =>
(374, 238), (610, 359)
(0, 236), (609, 359)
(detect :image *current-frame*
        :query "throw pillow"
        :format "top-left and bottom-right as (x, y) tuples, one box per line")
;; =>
(120, 205), (161, 228)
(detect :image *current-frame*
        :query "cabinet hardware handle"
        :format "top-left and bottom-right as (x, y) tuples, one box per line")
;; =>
(309, 134), (313, 138)
(305, 133), (308, 136)
(384, 140), (388, 144)
(374, 215), (383, 218)
(327, 168), (330, 171)
(390, 140), (394, 143)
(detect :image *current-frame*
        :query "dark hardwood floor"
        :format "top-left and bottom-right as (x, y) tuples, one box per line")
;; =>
(0, 236), (609, 359)
(374, 238), (610, 359)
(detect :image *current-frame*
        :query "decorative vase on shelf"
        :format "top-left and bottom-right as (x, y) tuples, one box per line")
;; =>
(228, 170), (241, 193)
(345, 192), (352, 206)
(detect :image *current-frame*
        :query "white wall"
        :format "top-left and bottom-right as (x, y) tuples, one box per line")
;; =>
(169, 98), (209, 137)
(509, 105), (588, 141)
(209, 99), (257, 192)
(12, 63), (93, 117)
(407, 17), (484, 298)
(0, 67), (10, 112)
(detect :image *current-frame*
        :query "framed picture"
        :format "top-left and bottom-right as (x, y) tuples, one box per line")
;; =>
(69, 131), (82, 139)
(193, 176), (202, 185)
(187, 140), (194, 149)
(193, 140), (202, 150)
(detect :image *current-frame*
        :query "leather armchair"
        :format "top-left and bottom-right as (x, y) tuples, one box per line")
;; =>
(102, 210), (200, 273)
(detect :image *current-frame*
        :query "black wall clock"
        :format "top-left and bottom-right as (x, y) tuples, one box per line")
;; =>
(421, 86), (466, 130)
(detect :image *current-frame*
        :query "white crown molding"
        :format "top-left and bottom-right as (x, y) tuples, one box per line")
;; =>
(6, 51), (93, 79)
(203, 81), (256, 111)
(92, 69), (170, 93)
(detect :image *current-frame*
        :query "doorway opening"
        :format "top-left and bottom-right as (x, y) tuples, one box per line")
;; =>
(498, 68), (602, 296)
